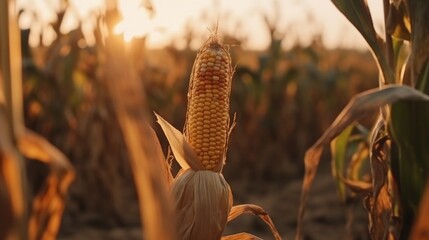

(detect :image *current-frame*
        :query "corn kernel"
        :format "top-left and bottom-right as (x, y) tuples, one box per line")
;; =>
(186, 36), (232, 171)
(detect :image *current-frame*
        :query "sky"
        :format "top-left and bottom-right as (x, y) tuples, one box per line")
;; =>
(17, 0), (385, 51)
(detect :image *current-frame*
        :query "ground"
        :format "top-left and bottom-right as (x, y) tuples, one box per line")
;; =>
(58, 161), (370, 240)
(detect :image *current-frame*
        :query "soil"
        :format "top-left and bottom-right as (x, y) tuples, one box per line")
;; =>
(58, 161), (370, 240)
(225, 162), (370, 240)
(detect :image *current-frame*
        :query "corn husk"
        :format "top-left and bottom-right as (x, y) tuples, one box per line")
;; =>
(172, 169), (232, 240)
(157, 113), (233, 239)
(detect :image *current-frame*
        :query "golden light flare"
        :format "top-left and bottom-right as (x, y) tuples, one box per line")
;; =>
(113, 0), (153, 42)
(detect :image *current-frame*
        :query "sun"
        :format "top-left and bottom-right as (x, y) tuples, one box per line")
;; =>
(113, 0), (153, 42)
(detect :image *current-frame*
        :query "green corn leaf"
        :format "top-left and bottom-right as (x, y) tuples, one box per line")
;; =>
(410, 177), (429, 239)
(392, 37), (408, 83)
(416, 58), (429, 94)
(390, 100), (429, 238)
(331, 124), (354, 201)
(390, 60), (429, 238)
(347, 125), (370, 182)
(331, 0), (394, 83)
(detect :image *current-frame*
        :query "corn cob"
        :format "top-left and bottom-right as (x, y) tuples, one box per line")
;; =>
(186, 36), (233, 171)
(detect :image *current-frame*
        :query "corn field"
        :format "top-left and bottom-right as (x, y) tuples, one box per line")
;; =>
(1, 0), (429, 239)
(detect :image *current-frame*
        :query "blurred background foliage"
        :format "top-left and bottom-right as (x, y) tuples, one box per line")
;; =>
(16, 0), (378, 238)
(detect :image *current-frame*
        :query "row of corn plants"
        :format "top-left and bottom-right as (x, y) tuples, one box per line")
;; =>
(7, 0), (424, 239)
(2, 0), (284, 239)
(79, 3), (283, 239)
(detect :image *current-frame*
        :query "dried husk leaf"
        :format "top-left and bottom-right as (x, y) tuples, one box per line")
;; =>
(367, 120), (393, 239)
(171, 169), (232, 240)
(156, 112), (204, 171)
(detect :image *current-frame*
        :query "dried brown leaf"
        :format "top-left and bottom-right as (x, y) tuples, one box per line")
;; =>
(296, 146), (323, 240)
(367, 121), (392, 239)
(228, 204), (282, 240)
(341, 177), (373, 194)
(144, 123), (174, 186)
(17, 130), (74, 240)
(222, 232), (263, 240)
(368, 185), (392, 239)
(156, 112), (204, 171)
(18, 130), (71, 168)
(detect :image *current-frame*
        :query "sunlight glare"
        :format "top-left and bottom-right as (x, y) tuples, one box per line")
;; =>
(114, 0), (152, 42)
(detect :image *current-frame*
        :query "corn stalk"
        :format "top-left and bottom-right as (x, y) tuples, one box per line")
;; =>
(101, 7), (176, 240)
(389, 1), (429, 238)
(1, 1), (74, 239)
(0, 0), (29, 238)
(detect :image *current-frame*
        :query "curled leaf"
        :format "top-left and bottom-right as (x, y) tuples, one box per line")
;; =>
(18, 129), (75, 240)
(341, 177), (373, 194)
(366, 128), (393, 240)
(222, 232), (263, 240)
(228, 204), (281, 240)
